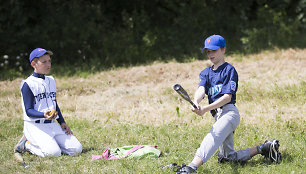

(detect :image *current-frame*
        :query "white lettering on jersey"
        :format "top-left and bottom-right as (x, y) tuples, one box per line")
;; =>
(208, 84), (222, 96)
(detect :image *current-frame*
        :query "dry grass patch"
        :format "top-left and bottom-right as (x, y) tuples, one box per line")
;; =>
(1, 48), (305, 126)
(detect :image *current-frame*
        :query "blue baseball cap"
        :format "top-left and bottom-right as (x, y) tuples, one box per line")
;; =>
(201, 35), (226, 53)
(29, 48), (53, 62)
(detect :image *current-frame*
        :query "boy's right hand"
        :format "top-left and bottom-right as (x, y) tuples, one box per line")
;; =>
(44, 109), (58, 120)
(191, 101), (199, 110)
(191, 102), (200, 113)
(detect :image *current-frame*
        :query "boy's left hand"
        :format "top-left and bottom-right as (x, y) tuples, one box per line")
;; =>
(61, 123), (73, 135)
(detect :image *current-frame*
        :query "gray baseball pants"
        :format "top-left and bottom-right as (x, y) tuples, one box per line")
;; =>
(195, 104), (251, 163)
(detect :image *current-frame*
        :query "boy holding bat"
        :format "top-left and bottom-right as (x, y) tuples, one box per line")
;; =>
(174, 35), (281, 173)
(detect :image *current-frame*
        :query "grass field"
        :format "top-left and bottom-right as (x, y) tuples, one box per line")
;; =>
(0, 48), (305, 173)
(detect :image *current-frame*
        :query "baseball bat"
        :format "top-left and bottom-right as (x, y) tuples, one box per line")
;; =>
(173, 84), (198, 109)
(14, 152), (30, 169)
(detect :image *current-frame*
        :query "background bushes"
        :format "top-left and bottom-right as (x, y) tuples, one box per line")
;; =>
(0, 0), (305, 79)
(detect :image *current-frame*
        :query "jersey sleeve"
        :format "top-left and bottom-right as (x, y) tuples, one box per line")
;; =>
(221, 67), (238, 95)
(55, 102), (66, 125)
(199, 68), (211, 95)
(198, 68), (209, 94)
(21, 82), (44, 118)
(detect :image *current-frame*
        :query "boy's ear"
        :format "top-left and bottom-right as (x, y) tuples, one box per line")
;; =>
(30, 61), (36, 68)
(222, 47), (226, 53)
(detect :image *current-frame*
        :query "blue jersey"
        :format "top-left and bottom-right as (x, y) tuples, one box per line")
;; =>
(198, 62), (238, 105)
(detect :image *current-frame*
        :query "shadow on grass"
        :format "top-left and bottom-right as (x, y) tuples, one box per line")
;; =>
(225, 152), (292, 173)
(53, 147), (95, 156)
(81, 147), (95, 154)
(277, 151), (293, 163)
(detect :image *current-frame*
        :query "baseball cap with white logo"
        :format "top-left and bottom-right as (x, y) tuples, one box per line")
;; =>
(201, 35), (226, 53)
(29, 48), (53, 62)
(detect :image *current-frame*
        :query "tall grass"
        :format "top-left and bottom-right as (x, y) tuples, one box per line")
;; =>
(0, 48), (305, 173)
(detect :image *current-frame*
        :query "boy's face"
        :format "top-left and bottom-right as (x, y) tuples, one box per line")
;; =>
(31, 54), (51, 74)
(205, 48), (225, 65)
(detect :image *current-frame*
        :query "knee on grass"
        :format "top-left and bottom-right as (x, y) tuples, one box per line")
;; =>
(61, 143), (83, 156)
(42, 148), (62, 157)
(67, 144), (83, 156)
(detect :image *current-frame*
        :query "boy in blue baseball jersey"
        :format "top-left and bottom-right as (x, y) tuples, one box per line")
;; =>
(14, 48), (82, 157)
(174, 35), (281, 173)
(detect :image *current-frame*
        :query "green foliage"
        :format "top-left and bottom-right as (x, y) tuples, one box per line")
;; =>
(240, 0), (306, 53)
(0, 0), (305, 80)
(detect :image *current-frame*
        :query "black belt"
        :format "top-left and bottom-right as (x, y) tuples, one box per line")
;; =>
(35, 120), (52, 123)
(211, 106), (223, 117)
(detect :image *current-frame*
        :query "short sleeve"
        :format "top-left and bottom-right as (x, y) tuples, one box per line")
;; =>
(221, 68), (238, 94)
(198, 68), (209, 87)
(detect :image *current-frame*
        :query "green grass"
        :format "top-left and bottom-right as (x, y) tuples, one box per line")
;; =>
(1, 117), (305, 173)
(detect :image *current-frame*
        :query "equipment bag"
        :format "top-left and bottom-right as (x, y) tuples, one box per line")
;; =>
(92, 145), (161, 161)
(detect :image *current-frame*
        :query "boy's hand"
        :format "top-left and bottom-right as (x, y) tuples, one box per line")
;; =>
(192, 105), (209, 116)
(191, 102), (199, 111)
(61, 123), (73, 135)
(191, 105), (202, 115)
(44, 110), (58, 120)
(191, 102), (201, 113)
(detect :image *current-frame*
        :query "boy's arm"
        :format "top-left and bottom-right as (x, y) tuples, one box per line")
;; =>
(55, 103), (72, 134)
(193, 86), (205, 106)
(55, 102), (66, 125)
(205, 93), (232, 111)
(192, 93), (232, 116)
(21, 82), (44, 118)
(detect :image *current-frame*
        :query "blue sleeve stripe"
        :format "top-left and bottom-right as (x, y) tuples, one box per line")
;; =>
(56, 102), (65, 124)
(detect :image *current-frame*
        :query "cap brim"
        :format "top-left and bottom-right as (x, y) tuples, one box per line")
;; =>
(45, 50), (53, 56)
(204, 45), (220, 51)
(201, 46), (220, 53)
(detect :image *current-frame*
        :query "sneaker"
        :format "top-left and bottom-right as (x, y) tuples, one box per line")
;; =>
(173, 164), (196, 174)
(261, 140), (281, 163)
(14, 134), (27, 153)
(217, 155), (230, 163)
